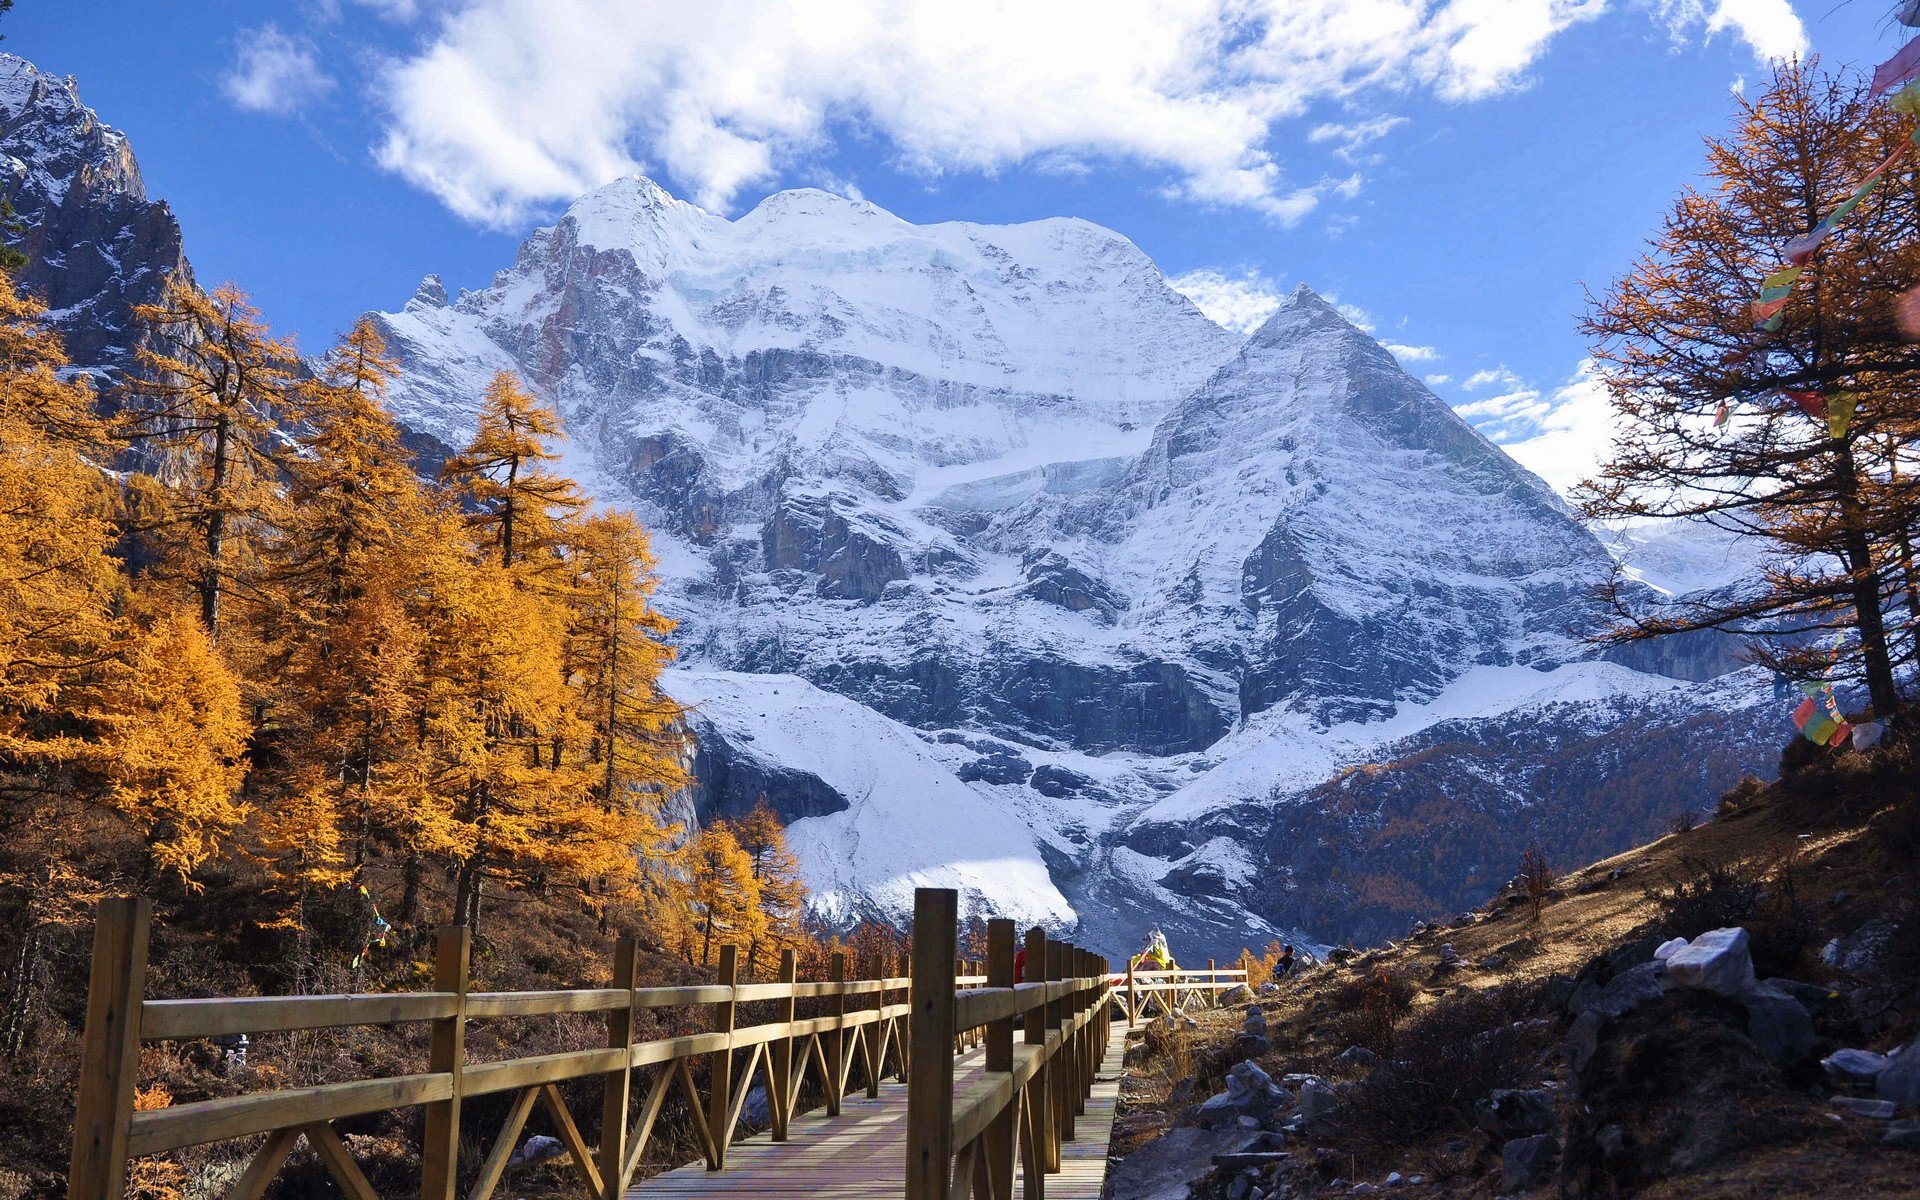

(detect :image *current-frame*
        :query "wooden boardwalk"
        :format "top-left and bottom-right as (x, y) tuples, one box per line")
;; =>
(629, 1034), (1128, 1200)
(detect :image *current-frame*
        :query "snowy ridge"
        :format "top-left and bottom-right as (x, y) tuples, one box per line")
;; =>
(359, 174), (1784, 956)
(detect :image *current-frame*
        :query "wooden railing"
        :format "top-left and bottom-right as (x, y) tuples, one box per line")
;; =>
(67, 897), (914, 1200)
(1118, 960), (1248, 1026)
(903, 889), (1112, 1200)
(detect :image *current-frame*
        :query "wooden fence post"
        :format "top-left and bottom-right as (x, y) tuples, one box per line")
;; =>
(1044, 939), (1068, 1162)
(1125, 957), (1135, 1028)
(1071, 950), (1089, 1116)
(863, 948), (883, 1098)
(772, 948), (797, 1141)
(905, 888), (957, 1200)
(421, 923), (471, 1200)
(827, 950), (847, 1116)
(707, 945), (738, 1170)
(68, 897), (150, 1200)
(1207, 958), (1216, 1005)
(599, 935), (637, 1199)
(1021, 927), (1049, 1200)
(984, 920), (1017, 1200)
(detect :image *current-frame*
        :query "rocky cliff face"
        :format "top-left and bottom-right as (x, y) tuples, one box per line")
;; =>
(0, 55), (189, 377)
(367, 177), (1783, 955)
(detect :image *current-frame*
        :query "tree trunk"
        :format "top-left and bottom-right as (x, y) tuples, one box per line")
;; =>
(1836, 446), (1903, 716)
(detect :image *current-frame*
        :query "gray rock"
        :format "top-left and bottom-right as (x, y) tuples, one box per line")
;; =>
(1739, 982), (1816, 1066)
(1220, 984), (1254, 1005)
(1878, 1038), (1920, 1105)
(1334, 1045), (1379, 1070)
(1823, 1048), (1892, 1083)
(1296, 1077), (1341, 1120)
(1885, 1119), (1920, 1150)
(1478, 954), (1508, 970)
(1473, 1088), (1554, 1139)
(1832, 1096), (1897, 1119)
(1501, 1134), (1559, 1192)
(1665, 927), (1756, 997)
(1108, 1127), (1251, 1200)
(1569, 961), (1671, 1021)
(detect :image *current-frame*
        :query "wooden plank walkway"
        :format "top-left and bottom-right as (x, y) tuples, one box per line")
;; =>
(629, 1033), (1128, 1200)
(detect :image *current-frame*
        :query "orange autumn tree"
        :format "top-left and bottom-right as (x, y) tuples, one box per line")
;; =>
(685, 821), (765, 968)
(732, 800), (808, 974)
(1582, 61), (1920, 722)
(560, 511), (686, 924)
(441, 371), (585, 576)
(122, 279), (302, 642)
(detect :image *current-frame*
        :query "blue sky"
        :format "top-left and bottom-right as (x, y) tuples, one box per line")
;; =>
(10, 0), (1909, 491)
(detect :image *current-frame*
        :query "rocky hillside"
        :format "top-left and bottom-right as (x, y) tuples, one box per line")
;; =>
(1108, 739), (1920, 1198)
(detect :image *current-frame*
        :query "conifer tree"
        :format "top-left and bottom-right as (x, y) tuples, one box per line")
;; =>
(123, 280), (301, 641)
(1582, 61), (1920, 719)
(441, 372), (584, 575)
(685, 821), (765, 967)
(732, 800), (807, 974)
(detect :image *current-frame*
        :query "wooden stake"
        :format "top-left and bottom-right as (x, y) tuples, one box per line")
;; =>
(68, 897), (149, 1200)
(707, 944), (738, 1170)
(421, 923), (470, 1200)
(905, 888), (957, 1200)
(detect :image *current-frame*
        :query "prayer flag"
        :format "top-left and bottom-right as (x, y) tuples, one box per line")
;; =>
(1853, 721), (1887, 750)
(1872, 33), (1920, 96)
(1761, 312), (1785, 332)
(1829, 393), (1857, 439)
(1793, 697), (1817, 727)
(1786, 389), (1827, 420)
(1757, 284), (1794, 303)
(1784, 226), (1828, 265)
(1804, 714), (1840, 744)
(1828, 721), (1853, 747)
(1762, 266), (1805, 289)
(1713, 400), (1730, 429)
(1751, 296), (1790, 322)
(1901, 0), (1920, 28)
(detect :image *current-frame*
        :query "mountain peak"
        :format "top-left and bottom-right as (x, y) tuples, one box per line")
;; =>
(1245, 282), (1365, 348)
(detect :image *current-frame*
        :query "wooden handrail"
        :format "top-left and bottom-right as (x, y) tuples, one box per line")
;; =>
(903, 890), (1112, 1200)
(66, 897), (933, 1200)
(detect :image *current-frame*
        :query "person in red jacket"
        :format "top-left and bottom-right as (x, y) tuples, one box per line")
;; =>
(1013, 945), (1027, 984)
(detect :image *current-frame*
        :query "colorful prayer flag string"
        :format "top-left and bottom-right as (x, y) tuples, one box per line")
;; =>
(350, 883), (392, 970)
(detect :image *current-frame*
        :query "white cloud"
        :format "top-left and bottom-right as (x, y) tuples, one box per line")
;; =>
(1425, 372), (1452, 385)
(1384, 342), (1440, 363)
(1454, 360), (1621, 496)
(1654, 0), (1807, 62)
(1464, 365), (1525, 390)
(223, 25), (335, 116)
(371, 0), (1615, 227)
(1168, 269), (1285, 334)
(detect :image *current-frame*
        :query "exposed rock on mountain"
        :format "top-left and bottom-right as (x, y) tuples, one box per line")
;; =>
(0, 55), (188, 377)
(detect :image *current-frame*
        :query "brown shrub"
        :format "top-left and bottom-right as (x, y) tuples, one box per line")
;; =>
(1337, 984), (1551, 1148)
(1519, 845), (1556, 923)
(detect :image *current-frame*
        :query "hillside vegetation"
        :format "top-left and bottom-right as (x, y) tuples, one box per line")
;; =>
(1113, 735), (1920, 1198)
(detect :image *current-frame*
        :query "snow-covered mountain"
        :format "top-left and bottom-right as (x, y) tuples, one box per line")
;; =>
(0, 55), (188, 377)
(0, 50), (1781, 959)
(370, 175), (1784, 956)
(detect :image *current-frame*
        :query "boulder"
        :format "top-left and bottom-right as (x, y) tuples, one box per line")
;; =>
(1569, 961), (1672, 1022)
(1108, 1127), (1252, 1200)
(1296, 1077), (1341, 1121)
(1473, 1088), (1555, 1140)
(1664, 927), (1757, 997)
(1878, 1038), (1920, 1105)
(1823, 1048), (1892, 1084)
(1220, 984), (1255, 1005)
(1501, 1134), (1560, 1192)
(1739, 982), (1816, 1066)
